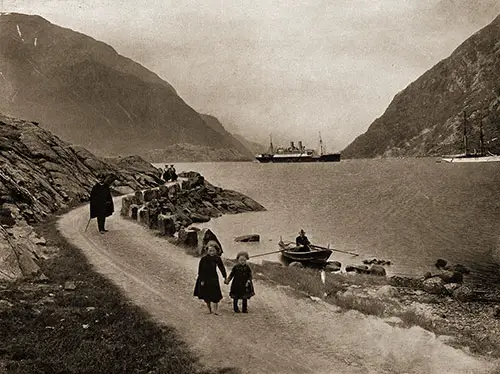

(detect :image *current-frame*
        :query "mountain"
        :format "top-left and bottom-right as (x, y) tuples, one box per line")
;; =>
(343, 14), (500, 158)
(233, 134), (267, 155)
(0, 13), (252, 160)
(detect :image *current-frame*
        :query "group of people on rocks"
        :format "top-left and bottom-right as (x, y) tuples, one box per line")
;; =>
(162, 164), (178, 182)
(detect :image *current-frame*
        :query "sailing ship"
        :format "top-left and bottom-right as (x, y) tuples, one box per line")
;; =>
(255, 134), (341, 163)
(442, 111), (500, 163)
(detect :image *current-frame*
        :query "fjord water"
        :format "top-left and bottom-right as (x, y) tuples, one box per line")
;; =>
(164, 159), (500, 282)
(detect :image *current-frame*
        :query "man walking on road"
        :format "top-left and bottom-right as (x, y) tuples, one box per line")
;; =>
(90, 173), (115, 234)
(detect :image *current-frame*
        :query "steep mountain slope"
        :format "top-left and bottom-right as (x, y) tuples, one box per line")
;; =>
(343, 14), (500, 158)
(0, 13), (251, 160)
(233, 134), (267, 155)
(0, 111), (161, 280)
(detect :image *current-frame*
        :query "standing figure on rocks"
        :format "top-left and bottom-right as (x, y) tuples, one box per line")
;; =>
(162, 164), (172, 182)
(90, 173), (114, 234)
(170, 164), (178, 181)
(225, 251), (255, 313)
(295, 229), (311, 251)
(193, 244), (227, 315)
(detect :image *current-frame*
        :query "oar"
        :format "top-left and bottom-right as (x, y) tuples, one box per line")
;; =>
(250, 248), (286, 259)
(312, 244), (359, 257)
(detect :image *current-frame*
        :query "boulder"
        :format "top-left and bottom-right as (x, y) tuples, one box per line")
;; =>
(137, 207), (149, 226)
(453, 285), (475, 302)
(121, 196), (134, 216)
(423, 271), (433, 280)
(324, 262), (341, 272)
(369, 264), (386, 276)
(134, 190), (144, 204)
(435, 259), (448, 269)
(345, 265), (369, 274)
(289, 261), (304, 268)
(143, 188), (158, 202)
(235, 234), (260, 243)
(450, 264), (470, 275)
(147, 208), (159, 229)
(190, 213), (211, 223)
(129, 204), (139, 220)
(158, 214), (176, 236)
(158, 185), (169, 197)
(390, 276), (424, 289)
(437, 270), (463, 284)
(422, 277), (448, 295)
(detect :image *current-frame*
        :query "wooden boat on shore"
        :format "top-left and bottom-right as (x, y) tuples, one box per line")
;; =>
(278, 241), (332, 265)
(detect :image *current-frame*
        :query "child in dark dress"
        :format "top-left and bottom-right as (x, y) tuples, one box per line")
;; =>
(193, 245), (227, 315)
(225, 251), (255, 313)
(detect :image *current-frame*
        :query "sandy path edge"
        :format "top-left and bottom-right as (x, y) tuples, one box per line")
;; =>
(57, 199), (495, 374)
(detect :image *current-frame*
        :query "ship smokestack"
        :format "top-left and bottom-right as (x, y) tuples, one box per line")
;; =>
(290, 141), (295, 149)
(298, 141), (303, 151)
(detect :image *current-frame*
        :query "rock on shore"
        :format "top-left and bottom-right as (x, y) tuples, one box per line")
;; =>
(121, 171), (266, 253)
(0, 113), (163, 281)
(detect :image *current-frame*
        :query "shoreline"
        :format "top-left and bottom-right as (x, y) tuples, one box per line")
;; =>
(120, 171), (500, 361)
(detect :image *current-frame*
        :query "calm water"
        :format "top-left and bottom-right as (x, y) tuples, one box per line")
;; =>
(156, 159), (500, 282)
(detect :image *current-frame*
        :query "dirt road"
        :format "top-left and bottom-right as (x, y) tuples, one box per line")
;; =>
(58, 199), (494, 374)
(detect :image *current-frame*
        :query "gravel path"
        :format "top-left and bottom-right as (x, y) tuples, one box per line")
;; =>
(58, 199), (494, 374)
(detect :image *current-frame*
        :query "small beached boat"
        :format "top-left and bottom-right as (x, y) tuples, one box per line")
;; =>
(278, 241), (332, 265)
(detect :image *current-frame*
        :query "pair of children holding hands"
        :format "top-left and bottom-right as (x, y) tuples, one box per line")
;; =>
(194, 246), (254, 315)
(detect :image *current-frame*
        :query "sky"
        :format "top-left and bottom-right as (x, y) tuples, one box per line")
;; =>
(2, 0), (500, 151)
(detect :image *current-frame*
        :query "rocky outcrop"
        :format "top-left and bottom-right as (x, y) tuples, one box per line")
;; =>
(0, 113), (162, 280)
(343, 14), (500, 158)
(121, 172), (266, 254)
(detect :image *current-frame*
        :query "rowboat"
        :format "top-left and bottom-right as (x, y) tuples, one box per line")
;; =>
(278, 241), (332, 265)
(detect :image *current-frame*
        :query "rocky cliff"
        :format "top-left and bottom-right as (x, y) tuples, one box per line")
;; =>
(0, 113), (161, 281)
(0, 13), (252, 160)
(343, 14), (500, 158)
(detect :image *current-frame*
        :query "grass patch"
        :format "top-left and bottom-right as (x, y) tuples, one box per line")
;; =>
(0, 215), (237, 374)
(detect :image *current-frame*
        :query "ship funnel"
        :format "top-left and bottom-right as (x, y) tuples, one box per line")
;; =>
(298, 141), (303, 150)
(290, 141), (295, 149)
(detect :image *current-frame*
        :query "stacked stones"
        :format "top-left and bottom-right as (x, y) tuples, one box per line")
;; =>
(121, 172), (266, 237)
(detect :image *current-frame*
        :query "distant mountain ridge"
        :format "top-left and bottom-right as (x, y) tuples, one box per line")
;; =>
(343, 14), (500, 158)
(0, 13), (253, 160)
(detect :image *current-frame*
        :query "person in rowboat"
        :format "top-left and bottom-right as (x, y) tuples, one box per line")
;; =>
(295, 229), (311, 251)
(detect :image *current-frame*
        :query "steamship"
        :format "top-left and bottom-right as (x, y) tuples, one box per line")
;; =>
(255, 135), (341, 163)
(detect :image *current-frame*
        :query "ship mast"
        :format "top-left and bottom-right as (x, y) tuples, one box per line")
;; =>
(269, 134), (274, 154)
(319, 132), (324, 156)
(479, 119), (485, 155)
(463, 111), (468, 155)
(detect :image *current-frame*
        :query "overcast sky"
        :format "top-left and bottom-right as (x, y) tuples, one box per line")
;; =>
(2, 0), (500, 150)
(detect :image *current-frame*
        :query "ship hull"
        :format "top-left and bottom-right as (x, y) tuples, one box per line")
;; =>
(256, 154), (341, 163)
(441, 154), (500, 163)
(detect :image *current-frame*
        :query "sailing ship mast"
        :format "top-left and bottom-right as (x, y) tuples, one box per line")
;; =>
(479, 120), (485, 155)
(463, 111), (468, 155)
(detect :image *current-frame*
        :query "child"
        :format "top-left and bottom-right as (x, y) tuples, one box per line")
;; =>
(225, 251), (255, 313)
(193, 245), (227, 315)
